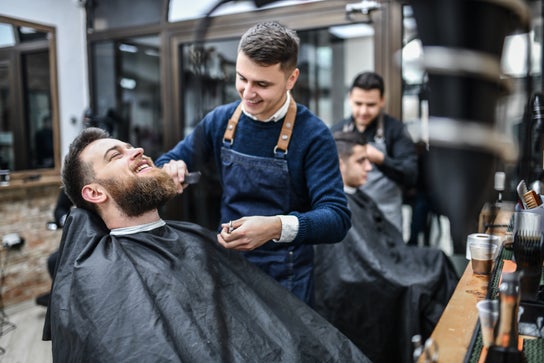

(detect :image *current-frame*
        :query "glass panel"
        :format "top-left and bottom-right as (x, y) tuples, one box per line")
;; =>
(24, 51), (52, 169)
(168, 0), (324, 23)
(91, 35), (162, 159)
(0, 23), (15, 48)
(17, 26), (48, 42)
(181, 39), (239, 135)
(0, 17), (59, 174)
(401, 5), (426, 128)
(92, 0), (162, 31)
(0, 61), (11, 170)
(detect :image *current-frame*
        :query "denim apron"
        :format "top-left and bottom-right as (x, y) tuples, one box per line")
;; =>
(220, 98), (314, 304)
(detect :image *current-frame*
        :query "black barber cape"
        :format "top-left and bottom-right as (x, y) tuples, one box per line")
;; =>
(314, 190), (458, 363)
(43, 208), (369, 363)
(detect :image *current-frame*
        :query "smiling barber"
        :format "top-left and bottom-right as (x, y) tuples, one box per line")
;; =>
(155, 21), (350, 305)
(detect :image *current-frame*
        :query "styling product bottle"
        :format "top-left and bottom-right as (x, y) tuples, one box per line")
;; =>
(494, 272), (520, 348)
(486, 272), (524, 363)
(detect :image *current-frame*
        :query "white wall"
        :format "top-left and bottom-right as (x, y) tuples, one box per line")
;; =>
(2, 0), (89, 162)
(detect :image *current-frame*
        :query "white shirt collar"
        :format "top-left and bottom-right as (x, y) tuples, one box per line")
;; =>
(344, 185), (357, 194)
(110, 219), (166, 236)
(242, 92), (290, 122)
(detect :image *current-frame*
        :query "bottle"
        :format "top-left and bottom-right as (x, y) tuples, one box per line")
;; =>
(494, 272), (520, 349)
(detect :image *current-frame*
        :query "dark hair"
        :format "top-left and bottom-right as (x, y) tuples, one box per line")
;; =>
(333, 131), (367, 160)
(350, 71), (384, 97)
(62, 127), (110, 211)
(238, 21), (299, 73)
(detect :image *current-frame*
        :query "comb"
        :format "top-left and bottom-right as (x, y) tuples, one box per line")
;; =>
(182, 171), (201, 186)
(517, 180), (529, 209)
(523, 190), (542, 209)
(513, 231), (544, 301)
(514, 231), (544, 268)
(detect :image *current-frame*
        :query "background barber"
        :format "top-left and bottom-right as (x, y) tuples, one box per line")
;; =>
(331, 71), (417, 233)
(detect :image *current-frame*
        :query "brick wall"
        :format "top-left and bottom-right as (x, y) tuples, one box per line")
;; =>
(1, 183), (62, 307)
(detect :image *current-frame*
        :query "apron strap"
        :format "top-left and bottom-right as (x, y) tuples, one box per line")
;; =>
(274, 97), (297, 156)
(222, 97), (297, 154)
(223, 103), (243, 145)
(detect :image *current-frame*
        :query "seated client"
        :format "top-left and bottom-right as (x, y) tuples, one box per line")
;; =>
(41, 127), (369, 363)
(313, 132), (459, 363)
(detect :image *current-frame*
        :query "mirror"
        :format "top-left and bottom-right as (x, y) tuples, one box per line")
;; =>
(0, 15), (59, 173)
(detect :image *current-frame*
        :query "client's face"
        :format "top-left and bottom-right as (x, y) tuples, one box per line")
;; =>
(81, 138), (178, 217)
(340, 144), (372, 188)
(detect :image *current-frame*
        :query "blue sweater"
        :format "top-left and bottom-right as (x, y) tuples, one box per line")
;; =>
(156, 101), (351, 246)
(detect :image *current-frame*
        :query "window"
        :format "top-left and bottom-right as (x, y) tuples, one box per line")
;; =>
(0, 16), (58, 173)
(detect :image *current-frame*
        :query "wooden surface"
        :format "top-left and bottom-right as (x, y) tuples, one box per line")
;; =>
(419, 202), (515, 362)
(420, 262), (488, 362)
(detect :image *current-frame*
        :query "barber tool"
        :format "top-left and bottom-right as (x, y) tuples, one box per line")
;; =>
(513, 231), (544, 302)
(523, 189), (542, 209)
(486, 272), (524, 363)
(228, 220), (234, 233)
(184, 171), (201, 185)
(517, 181), (529, 209)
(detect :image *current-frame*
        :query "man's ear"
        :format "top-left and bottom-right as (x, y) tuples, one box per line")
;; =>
(81, 183), (107, 204)
(286, 68), (300, 90)
(338, 157), (346, 174)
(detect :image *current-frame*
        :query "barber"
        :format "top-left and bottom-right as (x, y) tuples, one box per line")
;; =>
(156, 21), (350, 305)
(331, 71), (417, 233)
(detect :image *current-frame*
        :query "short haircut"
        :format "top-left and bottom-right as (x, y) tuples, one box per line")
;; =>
(333, 131), (368, 161)
(350, 71), (384, 97)
(238, 21), (299, 73)
(62, 127), (110, 211)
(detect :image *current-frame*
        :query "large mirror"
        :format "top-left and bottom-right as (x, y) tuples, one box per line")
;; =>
(0, 15), (59, 173)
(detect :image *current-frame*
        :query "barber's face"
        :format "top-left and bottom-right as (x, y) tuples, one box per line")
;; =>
(81, 138), (177, 216)
(236, 52), (299, 120)
(340, 144), (372, 188)
(349, 88), (384, 131)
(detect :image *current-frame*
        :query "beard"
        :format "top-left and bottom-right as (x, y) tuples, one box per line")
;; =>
(97, 169), (178, 217)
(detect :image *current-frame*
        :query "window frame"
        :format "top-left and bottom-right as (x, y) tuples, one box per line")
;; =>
(0, 15), (60, 179)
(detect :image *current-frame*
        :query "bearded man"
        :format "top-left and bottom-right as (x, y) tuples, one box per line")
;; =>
(42, 127), (368, 363)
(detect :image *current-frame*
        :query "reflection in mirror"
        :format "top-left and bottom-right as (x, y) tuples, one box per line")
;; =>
(0, 16), (57, 172)
(0, 60), (10, 169)
(92, 35), (161, 160)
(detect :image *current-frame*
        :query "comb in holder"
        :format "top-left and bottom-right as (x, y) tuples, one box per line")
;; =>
(523, 190), (542, 210)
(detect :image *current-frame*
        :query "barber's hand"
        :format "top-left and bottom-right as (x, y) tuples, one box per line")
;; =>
(161, 160), (188, 193)
(217, 216), (282, 251)
(366, 144), (385, 165)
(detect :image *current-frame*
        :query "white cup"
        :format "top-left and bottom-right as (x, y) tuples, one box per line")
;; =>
(477, 300), (499, 347)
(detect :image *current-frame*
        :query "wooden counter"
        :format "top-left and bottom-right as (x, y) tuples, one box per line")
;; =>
(419, 201), (515, 362)
(419, 260), (488, 362)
